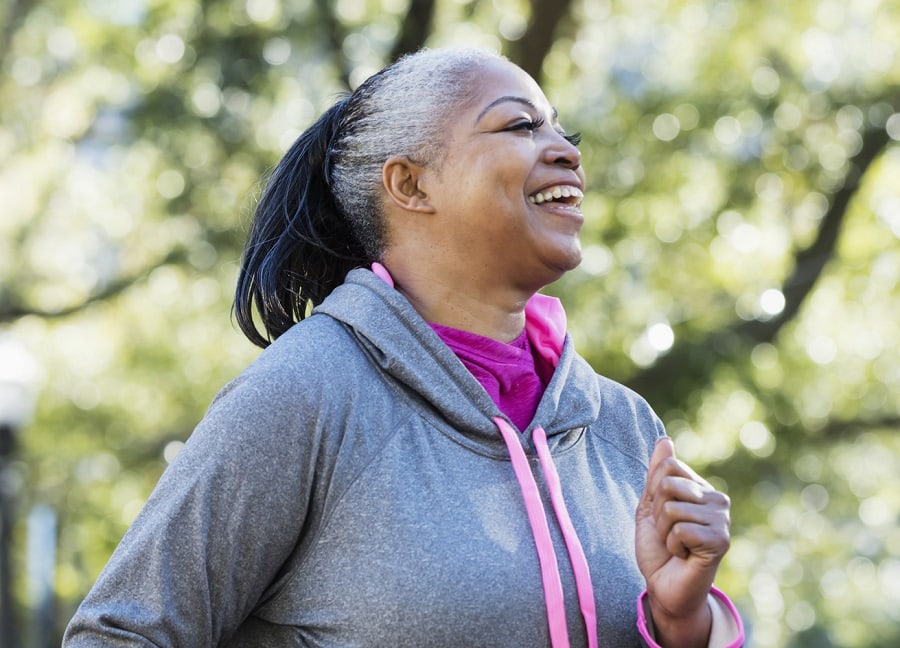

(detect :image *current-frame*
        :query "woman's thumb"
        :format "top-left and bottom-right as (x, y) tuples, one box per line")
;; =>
(649, 436), (676, 474)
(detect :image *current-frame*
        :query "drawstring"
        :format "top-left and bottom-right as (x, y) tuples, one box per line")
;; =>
(495, 417), (570, 647)
(495, 418), (599, 648)
(370, 262), (600, 644)
(534, 427), (598, 648)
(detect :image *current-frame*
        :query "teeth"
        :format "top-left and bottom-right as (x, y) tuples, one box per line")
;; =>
(528, 185), (584, 206)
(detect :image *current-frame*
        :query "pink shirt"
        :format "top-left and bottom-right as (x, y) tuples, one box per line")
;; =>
(372, 262), (564, 430)
(429, 324), (547, 431)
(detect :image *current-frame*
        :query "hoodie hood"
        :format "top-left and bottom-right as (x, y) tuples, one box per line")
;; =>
(313, 269), (601, 452)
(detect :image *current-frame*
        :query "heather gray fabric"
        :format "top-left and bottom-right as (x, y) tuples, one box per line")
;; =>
(64, 268), (666, 647)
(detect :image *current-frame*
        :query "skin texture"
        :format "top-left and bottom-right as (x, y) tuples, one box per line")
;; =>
(380, 58), (732, 646)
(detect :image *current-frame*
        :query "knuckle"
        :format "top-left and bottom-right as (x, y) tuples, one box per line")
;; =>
(661, 500), (678, 519)
(706, 489), (731, 508)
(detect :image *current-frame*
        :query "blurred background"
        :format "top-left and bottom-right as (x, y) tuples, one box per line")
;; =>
(0, 0), (898, 645)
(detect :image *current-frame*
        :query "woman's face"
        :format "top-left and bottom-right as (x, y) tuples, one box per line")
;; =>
(417, 58), (586, 291)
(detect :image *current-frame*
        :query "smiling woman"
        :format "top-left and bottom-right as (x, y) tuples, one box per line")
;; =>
(63, 47), (743, 648)
(379, 57), (587, 338)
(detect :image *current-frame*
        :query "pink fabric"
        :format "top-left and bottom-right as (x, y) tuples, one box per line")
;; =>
(524, 293), (567, 373)
(430, 325), (544, 431)
(494, 421), (599, 648)
(370, 262), (394, 287)
(428, 291), (567, 429)
(369, 263), (557, 430)
(636, 586), (745, 648)
(495, 417), (570, 648)
(534, 427), (598, 648)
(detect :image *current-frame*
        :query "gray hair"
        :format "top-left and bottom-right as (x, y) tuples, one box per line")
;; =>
(329, 47), (506, 258)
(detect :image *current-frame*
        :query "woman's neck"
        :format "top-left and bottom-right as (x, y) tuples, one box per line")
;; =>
(391, 269), (530, 343)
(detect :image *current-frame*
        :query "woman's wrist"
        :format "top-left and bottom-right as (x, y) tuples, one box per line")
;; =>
(637, 587), (745, 648)
(651, 599), (711, 648)
(637, 589), (711, 648)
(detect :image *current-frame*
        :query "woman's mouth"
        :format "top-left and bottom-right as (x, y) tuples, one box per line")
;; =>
(528, 185), (584, 207)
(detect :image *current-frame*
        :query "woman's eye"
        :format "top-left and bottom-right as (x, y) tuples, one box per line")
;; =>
(508, 117), (545, 132)
(505, 118), (581, 146)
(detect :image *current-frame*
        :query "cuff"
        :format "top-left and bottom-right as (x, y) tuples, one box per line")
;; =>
(636, 586), (745, 648)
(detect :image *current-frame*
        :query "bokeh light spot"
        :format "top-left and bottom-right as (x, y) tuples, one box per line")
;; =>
(652, 113), (680, 141)
(760, 289), (785, 316)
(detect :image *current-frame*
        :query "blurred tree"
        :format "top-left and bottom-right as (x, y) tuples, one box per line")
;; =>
(0, 0), (898, 645)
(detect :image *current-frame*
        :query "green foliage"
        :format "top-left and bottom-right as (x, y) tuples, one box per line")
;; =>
(1, 0), (898, 645)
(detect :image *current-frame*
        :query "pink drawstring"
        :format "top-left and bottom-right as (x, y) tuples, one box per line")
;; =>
(533, 427), (598, 648)
(371, 262), (394, 287)
(495, 417), (570, 648)
(376, 262), (598, 645)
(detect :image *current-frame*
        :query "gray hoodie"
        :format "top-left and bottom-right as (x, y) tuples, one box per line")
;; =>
(63, 269), (665, 647)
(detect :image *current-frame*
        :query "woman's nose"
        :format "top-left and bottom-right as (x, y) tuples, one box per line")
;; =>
(544, 132), (581, 170)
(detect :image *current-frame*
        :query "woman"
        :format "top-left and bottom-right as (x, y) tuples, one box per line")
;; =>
(64, 48), (743, 647)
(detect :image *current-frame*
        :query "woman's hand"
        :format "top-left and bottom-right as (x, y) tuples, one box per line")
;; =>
(635, 437), (732, 647)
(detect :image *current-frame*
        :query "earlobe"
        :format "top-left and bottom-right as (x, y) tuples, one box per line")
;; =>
(382, 156), (436, 214)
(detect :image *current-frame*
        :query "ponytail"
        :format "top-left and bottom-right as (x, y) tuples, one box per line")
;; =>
(234, 48), (504, 348)
(233, 98), (369, 348)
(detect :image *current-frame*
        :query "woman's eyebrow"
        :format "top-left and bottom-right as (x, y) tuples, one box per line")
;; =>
(476, 96), (559, 123)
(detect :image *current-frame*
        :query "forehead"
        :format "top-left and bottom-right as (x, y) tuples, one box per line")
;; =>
(463, 60), (552, 120)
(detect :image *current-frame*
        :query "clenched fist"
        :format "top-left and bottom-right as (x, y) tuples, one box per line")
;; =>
(635, 437), (732, 647)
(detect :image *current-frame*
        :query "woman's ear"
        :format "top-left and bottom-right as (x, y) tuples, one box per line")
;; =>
(382, 156), (436, 214)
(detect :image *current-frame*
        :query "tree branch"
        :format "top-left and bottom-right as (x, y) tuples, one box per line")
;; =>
(0, 0), (33, 71)
(737, 120), (896, 344)
(700, 414), (900, 486)
(505, 0), (575, 81)
(0, 248), (188, 323)
(313, 0), (351, 89)
(626, 99), (897, 410)
(389, 0), (436, 62)
(816, 414), (900, 442)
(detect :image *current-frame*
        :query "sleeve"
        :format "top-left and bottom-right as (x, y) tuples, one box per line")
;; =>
(636, 587), (745, 648)
(62, 369), (321, 647)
